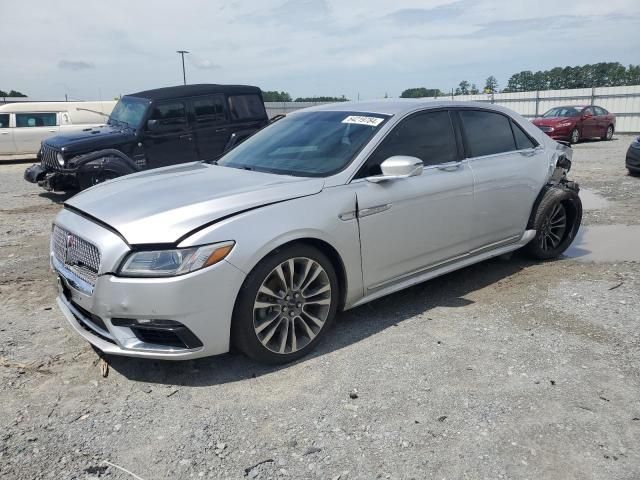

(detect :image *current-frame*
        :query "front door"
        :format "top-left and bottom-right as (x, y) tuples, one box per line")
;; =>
(142, 100), (198, 168)
(13, 112), (58, 154)
(0, 113), (15, 155)
(190, 94), (230, 161)
(354, 110), (474, 291)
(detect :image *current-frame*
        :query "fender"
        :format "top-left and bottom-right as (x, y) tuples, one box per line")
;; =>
(71, 149), (141, 189)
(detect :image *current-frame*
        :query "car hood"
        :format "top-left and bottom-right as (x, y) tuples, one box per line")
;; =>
(65, 162), (325, 245)
(45, 124), (136, 153)
(532, 117), (575, 127)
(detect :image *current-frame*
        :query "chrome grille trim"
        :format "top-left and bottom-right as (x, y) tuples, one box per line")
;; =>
(51, 225), (101, 292)
(41, 144), (61, 170)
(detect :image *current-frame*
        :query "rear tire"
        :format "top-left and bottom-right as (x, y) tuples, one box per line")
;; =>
(525, 186), (582, 260)
(231, 244), (339, 364)
(601, 125), (614, 141)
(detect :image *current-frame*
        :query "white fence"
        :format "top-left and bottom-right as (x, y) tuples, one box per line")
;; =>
(266, 85), (640, 133)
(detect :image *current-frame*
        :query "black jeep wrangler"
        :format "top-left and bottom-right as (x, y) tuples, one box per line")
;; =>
(25, 84), (269, 191)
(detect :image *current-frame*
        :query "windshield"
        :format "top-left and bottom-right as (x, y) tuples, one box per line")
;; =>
(108, 96), (150, 128)
(217, 111), (389, 177)
(542, 107), (582, 118)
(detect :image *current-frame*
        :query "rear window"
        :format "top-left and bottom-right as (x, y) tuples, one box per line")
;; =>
(16, 112), (56, 128)
(193, 96), (226, 123)
(459, 110), (516, 157)
(511, 120), (536, 150)
(228, 94), (265, 120)
(0, 114), (8, 128)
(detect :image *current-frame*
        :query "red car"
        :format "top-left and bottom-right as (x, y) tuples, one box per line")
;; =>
(531, 105), (615, 144)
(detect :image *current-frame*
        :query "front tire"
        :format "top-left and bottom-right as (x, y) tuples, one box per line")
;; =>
(525, 186), (582, 260)
(569, 128), (580, 144)
(231, 244), (339, 364)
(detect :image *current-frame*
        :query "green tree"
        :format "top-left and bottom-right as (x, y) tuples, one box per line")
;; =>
(400, 87), (444, 98)
(294, 96), (349, 102)
(456, 80), (470, 96)
(470, 84), (479, 95)
(8, 90), (27, 97)
(484, 76), (498, 93)
(0, 90), (7, 97)
(261, 90), (292, 102)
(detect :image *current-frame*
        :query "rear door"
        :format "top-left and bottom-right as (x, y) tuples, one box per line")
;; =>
(190, 95), (229, 161)
(457, 109), (545, 251)
(594, 106), (609, 136)
(0, 113), (16, 155)
(142, 100), (198, 168)
(581, 107), (598, 138)
(354, 109), (475, 290)
(13, 112), (58, 154)
(226, 93), (268, 144)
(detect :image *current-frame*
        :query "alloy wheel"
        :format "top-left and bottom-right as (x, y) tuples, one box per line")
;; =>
(571, 129), (580, 144)
(606, 126), (613, 140)
(539, 203), (567, 251)
(253, 257), (332, 354)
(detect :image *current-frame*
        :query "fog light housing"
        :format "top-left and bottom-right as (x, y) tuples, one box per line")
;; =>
(111, 318), (203, 349)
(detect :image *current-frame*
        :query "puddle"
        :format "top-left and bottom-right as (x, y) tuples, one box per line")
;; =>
(580, 189), (611, 211)
(564, 225), (640, 262)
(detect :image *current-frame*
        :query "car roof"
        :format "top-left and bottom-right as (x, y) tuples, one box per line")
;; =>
(301, 99), (518, 117)
(127, 84), (262, 101)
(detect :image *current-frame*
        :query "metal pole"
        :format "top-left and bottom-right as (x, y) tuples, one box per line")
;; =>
(176, 50), (189, 85)
(535, 90), (539, 117)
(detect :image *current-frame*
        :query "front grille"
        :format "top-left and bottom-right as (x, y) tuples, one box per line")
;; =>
(52, 225), (101, 288)
(41, 144), (61, 170)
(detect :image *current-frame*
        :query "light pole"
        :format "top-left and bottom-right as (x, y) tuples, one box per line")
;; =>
(176, 50), (189, 85)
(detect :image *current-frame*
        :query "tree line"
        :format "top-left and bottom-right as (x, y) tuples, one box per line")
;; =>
(0, 89), (27, 98)
(401, 62), (640, 98)
(262, 91), (348, 102)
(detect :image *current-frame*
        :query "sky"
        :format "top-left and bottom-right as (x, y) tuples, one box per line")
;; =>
(2, 0), (639, 101)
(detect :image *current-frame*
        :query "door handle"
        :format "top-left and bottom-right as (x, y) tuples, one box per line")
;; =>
(179, 134), (192, 140)
(49, 129), (57, 132)
(0, 132), (9, 135)
(215, 128), (228, 133)
(436, 161), (462, 171)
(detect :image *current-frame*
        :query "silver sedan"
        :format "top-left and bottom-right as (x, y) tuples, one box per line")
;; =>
(50, 100), (582, 363)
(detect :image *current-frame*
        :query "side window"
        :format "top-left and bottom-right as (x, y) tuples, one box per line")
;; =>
(511, 120), (536, 150)
(459, 110), (516, 157)
(357, 110), (458, 177)
(193, 95), (226, 124)
(149, 102), (187, 129)
(0, 114), (9, 128)
(595, 106), (607, 116)
(15, 112), (57, 128)
(583, 107), (595, 116)
(228, 94), (266, 121)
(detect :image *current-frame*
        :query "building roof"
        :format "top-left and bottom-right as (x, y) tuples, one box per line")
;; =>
(127, 84), (261, 101)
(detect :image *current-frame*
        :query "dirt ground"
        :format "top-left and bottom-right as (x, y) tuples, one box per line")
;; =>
(1, 135), (639, 480)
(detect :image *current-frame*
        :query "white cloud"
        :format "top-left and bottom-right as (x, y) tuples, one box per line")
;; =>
(0, 0), (638, 100)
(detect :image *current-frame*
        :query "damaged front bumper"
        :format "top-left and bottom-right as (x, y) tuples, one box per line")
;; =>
(24, 164), (79, 191)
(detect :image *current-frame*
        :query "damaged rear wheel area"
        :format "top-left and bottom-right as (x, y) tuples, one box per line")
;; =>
(525, 185), (582, 260)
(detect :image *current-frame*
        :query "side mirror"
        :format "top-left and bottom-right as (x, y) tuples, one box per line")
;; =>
(366, 156), (423, 183)
(582, 111), (592, 118)
(146, 119), (159, 131)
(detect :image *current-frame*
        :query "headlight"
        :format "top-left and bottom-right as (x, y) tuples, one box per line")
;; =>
(56, 152), (65, 166)
(119, 241), (234, 277)
(557, 122), (572, 128)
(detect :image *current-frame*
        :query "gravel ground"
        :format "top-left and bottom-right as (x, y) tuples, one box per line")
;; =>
(1, 135), (639, 480)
